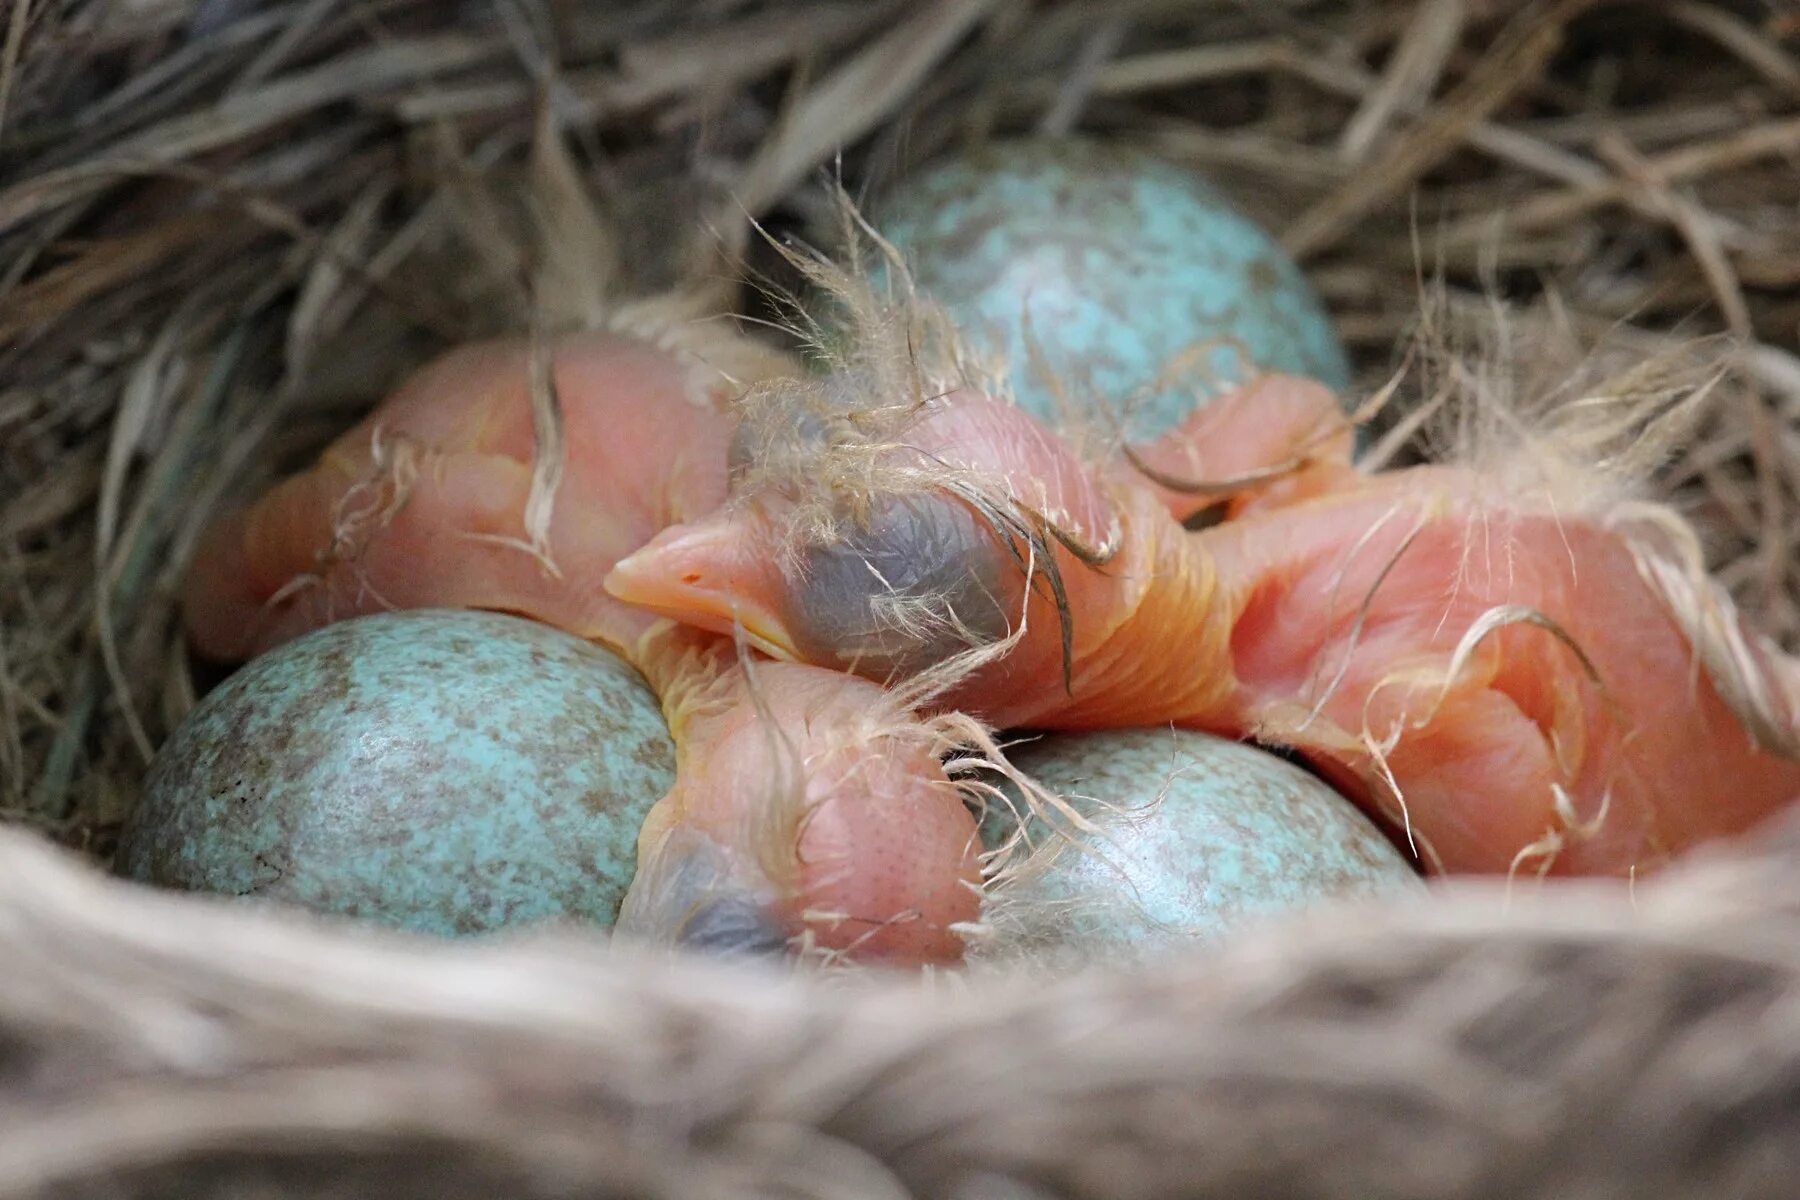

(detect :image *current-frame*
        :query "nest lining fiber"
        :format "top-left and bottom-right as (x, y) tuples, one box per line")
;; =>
(2, 2), (1800, 1194)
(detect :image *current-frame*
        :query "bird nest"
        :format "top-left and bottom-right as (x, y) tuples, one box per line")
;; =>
(3, 2), (1799, 1194)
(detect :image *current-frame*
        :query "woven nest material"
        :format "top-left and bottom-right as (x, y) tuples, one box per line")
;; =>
(3, 2), (1800, 1195)
(2, 803), (1799, 1198)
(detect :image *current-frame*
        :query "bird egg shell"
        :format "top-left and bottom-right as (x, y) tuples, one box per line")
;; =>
(870, 137), (1354, 442)
(974, 728), (1425, 971)
(116, 609), (674, 937)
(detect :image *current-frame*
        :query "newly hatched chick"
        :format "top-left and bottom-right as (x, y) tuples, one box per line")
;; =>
(605, 256), (1800, 881)
(184, 327), (984, 965)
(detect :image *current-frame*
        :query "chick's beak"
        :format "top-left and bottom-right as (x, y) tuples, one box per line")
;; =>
(605, 514), (801, 661)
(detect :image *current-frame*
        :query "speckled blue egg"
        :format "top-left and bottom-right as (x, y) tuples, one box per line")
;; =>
(115, 609), (674, 937)
(975, 729), (1422, 969)
(870, 137), (1353, 443)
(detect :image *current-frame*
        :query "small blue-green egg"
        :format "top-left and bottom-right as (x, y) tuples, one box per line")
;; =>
(868, 137), (1353, 443)
(115, 609), (674, 937)
(974, 728), (1423, 969)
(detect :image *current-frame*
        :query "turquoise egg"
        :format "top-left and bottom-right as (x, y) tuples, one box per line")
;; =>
(116, 609), (674, 937)
(869, 137), (1353, 443)
(974, 729), (1423, 969)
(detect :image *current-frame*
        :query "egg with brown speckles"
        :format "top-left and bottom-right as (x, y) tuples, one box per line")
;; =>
(116, 609), (673, 937)
(975, 728), (1424, 970)
(869, 137), (1353, 443)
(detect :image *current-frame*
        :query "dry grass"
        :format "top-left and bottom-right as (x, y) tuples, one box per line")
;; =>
(0, 807), (1797, 1197)
(2, 0), (1798, 861)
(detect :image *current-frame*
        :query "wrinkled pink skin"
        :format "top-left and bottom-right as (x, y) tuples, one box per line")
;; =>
(608, 375), (1800, 880)
(184, 333), (981, 967)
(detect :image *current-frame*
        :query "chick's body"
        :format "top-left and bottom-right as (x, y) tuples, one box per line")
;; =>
(1199, 466), (1800, 876)
(186, 334), (731, 661)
